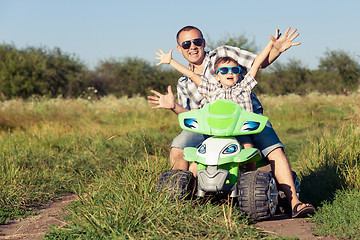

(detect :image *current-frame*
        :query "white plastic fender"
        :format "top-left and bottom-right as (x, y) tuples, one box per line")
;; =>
(196, 137), (240, 166)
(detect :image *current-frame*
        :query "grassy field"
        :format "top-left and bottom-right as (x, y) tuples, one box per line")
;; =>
(0, 93), (359, 239)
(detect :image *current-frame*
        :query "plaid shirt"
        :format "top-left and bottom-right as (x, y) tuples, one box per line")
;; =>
(177, 45), (263, 112)
(198, 73), (257, 111)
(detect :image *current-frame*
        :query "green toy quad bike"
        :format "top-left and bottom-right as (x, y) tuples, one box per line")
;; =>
(158, 99), (299, 220)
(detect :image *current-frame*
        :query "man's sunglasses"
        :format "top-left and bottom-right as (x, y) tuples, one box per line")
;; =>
(216, 66), (242, 75)
(181, 38), (203, 49)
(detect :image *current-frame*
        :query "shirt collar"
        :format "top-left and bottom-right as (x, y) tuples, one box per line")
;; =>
(215, 81), (241, 89)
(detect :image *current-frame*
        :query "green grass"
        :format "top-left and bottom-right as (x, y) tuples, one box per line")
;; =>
(45, 155), (273, 239)
(295, 116), (360, 239)
(259, 93), (358, 163)
(296, 120), (360, 205)
(311, 189), (360, 239)
(260, 93), (360, 239)
(0, 96), (177, 225)
(0, 93), (359, 239)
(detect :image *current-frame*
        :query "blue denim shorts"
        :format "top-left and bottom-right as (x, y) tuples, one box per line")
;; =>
(170, 130), (205, 149)
(250, 120), (285, 157)
(171, 121), (284, 158)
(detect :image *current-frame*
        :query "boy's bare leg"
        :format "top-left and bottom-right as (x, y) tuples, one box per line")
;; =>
(243, 143), (256, 171)
(189, 162), (197, 177)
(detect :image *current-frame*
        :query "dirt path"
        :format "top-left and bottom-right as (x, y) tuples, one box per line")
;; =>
(254, 214), (337, 240)
(0, 194), (77, 240)
(0, 195), (337, 240)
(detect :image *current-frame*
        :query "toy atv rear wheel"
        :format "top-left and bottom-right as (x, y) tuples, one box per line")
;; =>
(237, 170), (278, 220)
(276, 171), (301, 215)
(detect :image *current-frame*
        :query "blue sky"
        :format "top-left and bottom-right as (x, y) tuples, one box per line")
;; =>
(1, 0), (359, 70)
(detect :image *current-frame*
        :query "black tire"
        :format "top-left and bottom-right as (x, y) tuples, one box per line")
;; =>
(237, 170), (278, 220)
(157, 169), (195, 200)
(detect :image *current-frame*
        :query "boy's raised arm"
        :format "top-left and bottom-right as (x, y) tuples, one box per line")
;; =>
(249, 29), (278, 78)
(154, 48), (202, 86)
(260, 27), (301, 68)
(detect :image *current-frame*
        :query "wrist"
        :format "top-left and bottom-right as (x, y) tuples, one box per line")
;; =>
(171, 102), (176, 110)
(271, 46), (281, 55)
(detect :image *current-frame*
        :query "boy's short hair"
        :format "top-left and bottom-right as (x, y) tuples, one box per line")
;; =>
(176, 26), (204, 45)
(214, 57), (240, 71)
(214, 57), (246, 77)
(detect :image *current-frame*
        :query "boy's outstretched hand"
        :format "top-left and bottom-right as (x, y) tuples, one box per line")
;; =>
(154, 48), (173, 66)
(147, 85), (176, 109)
(270, 27), (301, 53)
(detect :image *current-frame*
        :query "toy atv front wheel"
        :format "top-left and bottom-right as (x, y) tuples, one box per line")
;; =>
(237, 170), (278, 220)
(157, 169), (195, 200)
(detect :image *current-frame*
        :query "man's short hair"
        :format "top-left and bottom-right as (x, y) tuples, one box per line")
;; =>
(176, 26), (204, 45)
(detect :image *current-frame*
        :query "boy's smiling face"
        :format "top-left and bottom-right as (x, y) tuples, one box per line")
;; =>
(214, 61), (241, 88)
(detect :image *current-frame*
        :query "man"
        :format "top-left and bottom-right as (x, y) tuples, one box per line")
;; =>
(150, 26), (314, 218)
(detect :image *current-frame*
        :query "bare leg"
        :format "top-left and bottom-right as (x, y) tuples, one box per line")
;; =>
(170, 147), (198, 176)
(169, 147), (189, 171)
(267, 147), (312, 210)
(189, 162), (197, 177)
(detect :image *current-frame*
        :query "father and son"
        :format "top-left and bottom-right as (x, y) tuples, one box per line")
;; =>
(147, 25), (315, 218)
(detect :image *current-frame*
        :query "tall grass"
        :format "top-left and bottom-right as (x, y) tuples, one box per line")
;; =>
(296, 109), (360, 238)
(259, 92), (359, 163)
(0, 96), (177, 224)
(0, 93), (359, 239)
(298, 120), (360, 203)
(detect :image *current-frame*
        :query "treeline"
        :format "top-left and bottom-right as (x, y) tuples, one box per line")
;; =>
(256, 52), (360, 95)
(0, 43), (359, 100)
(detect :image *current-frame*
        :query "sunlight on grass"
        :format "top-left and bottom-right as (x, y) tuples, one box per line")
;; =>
(0, 93), (359, 239)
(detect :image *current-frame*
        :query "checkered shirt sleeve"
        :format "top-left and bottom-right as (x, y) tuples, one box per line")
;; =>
(177, 75), (209, 110)
(236, 73), (258, 112)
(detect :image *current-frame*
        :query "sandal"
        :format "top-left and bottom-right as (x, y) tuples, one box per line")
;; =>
(292, 203), (315, 218)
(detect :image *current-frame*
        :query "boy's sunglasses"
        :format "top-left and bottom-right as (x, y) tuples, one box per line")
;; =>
(181, 38), (203, 49)
(216, 66), (242, 75)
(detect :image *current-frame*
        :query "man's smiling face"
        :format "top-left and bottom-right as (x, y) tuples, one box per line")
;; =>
(177, 29), (206, 66)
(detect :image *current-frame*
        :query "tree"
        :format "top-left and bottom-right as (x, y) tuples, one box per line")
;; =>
(256, 59), (311, 95)
(93, 57), (178, 98)
(318, 50), (360, 91)
(0, 44), (86, 98)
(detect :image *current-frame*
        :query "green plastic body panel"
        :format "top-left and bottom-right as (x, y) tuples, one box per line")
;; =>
(180, 100), (268, 189)
(196, 162), (238, 185)
(179, 99), (268, 136)
(221, 163), (238, 184)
